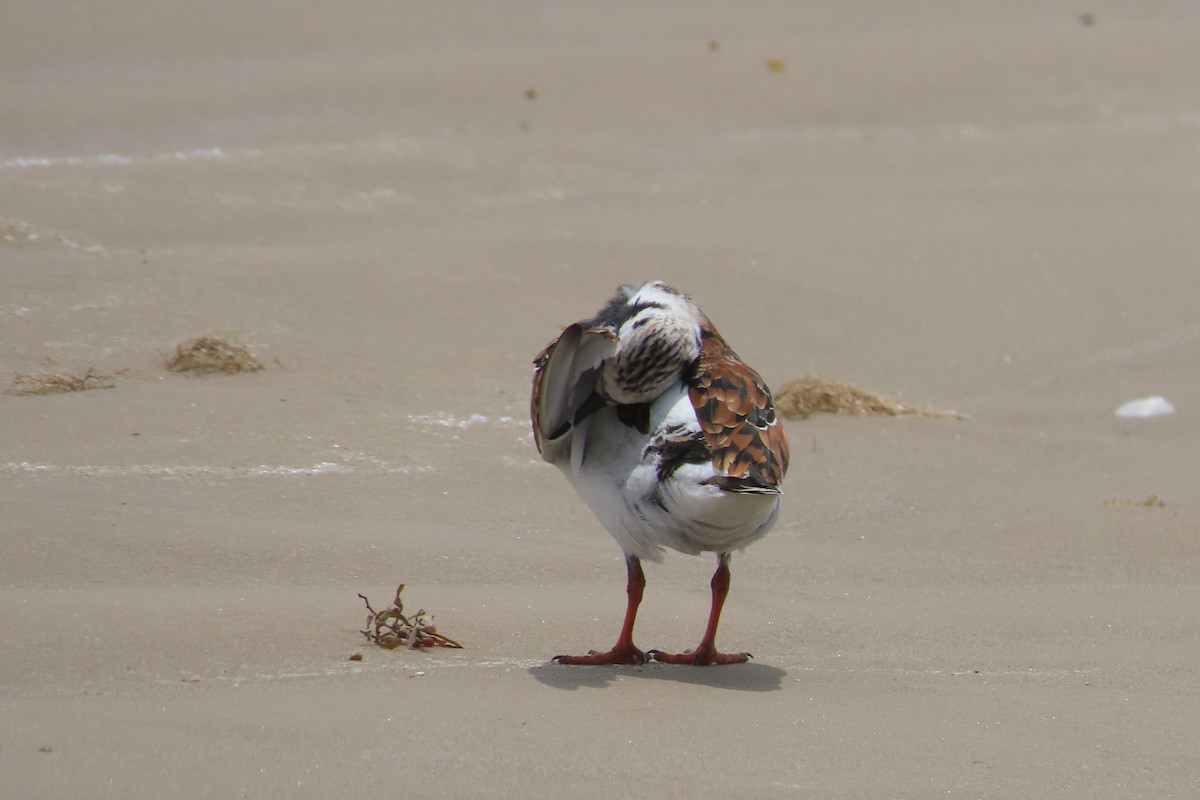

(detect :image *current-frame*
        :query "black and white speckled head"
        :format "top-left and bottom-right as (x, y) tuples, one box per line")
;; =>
(592, 281), (703, 405)
(588, 281), (702, 332)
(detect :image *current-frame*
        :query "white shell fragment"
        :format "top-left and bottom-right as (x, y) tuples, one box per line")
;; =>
(1115, 396), (1176, 418)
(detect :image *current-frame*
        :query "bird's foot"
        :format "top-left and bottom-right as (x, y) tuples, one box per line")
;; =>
(551, 643), (646, 666)
(647, 645), (751, 666)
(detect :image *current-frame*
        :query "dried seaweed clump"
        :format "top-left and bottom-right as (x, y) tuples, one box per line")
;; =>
(167, 336), (264, 375)
(359, 584), (463, 650)
(4, 368), (117, 396)
(775, 374), (966, 420)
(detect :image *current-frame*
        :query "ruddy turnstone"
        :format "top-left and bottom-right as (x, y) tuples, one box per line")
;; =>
(531, 281), (789, 665)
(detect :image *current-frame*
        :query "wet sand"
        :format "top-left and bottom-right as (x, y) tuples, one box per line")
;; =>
(3, 2), (1199, 797)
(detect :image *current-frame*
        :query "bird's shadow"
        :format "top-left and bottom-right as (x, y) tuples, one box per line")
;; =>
(528, 659), (787, 692)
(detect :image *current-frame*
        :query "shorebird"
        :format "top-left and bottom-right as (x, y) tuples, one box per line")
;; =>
(531, 281), (789, 665)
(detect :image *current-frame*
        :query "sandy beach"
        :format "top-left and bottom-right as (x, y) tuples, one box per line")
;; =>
(3, 2), (1199, 797)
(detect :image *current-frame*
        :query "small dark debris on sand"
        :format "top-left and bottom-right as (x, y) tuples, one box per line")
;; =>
(1105, 495), (1166, 508)
(4, 368), (119, 396)
(167, 336), (264, 375)
(775, 374), (966, 420)
(359, 584), (463, 651)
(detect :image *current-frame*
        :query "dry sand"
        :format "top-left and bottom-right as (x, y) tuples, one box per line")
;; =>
(3, 2), (1199, 797)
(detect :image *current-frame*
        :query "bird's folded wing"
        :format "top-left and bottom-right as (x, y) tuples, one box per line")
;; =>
(532, 323), (619, 465)
(688, 340), (789, 494)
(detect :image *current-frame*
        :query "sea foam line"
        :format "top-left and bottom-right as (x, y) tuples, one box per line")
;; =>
(0, 147), (231, 170)
(0, 137), (439, 171)
(0, 460), (431, 479)
(408, 412), (525, 430)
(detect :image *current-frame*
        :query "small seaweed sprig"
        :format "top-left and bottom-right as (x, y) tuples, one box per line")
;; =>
(5, 367), (121, 396)
(359, 584), (463, 650)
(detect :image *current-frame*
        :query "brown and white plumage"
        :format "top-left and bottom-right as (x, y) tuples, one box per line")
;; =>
(531, 281), (789, 665)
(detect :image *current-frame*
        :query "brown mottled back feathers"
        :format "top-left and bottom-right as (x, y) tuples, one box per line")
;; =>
(687, 317), (789, 493)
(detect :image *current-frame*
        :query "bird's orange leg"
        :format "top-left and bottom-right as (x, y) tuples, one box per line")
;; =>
(650, 552), (750, 665)
(552, 556), (647, 665)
